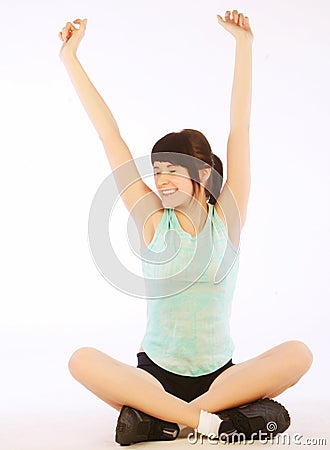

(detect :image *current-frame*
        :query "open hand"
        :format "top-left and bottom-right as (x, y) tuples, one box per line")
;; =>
(217, 10), (254, 42)
(58, 18), (88, 60)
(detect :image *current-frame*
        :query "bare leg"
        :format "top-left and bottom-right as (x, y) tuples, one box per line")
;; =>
(68, 347), (201, 428)
(189, 340), (313, 412)
(68, 340), (312, 429)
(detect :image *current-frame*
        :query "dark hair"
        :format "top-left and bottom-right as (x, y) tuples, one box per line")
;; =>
(151, 129), (223, 205)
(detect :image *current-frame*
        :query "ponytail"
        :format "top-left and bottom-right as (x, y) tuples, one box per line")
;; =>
(206, 153), (224, 205)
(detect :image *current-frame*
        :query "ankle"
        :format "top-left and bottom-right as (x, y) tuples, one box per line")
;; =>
(196, 410), (222, 438)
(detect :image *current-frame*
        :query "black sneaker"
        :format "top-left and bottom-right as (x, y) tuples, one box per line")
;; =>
(216, 398), (290, 442)
(115, 405), (180, 446)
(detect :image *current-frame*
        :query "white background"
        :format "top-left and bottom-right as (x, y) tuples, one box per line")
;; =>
(0, 0), (329, 447)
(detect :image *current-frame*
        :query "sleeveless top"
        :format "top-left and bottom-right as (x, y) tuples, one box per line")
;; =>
(140, 203), (240, 376)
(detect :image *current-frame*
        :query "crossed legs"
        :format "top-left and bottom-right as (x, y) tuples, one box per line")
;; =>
(68, 340), (312, 429)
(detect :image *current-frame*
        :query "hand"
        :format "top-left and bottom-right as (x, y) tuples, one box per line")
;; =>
(58, 18), (88, 60)
(217, 10), (254, 43)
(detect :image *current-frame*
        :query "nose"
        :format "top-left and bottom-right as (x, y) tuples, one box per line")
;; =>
(156, 172), (171, 187)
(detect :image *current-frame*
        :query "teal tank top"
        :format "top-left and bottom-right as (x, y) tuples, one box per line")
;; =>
(140, 203), (240, 376)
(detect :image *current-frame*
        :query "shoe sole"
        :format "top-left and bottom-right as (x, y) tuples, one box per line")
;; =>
(115, 405), (180, 446)
(218, 398), (290, 441)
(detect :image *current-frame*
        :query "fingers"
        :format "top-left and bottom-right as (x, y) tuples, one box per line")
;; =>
(73, 18), (88, 26)
(230, 10), (241, 24)
(233, 10), (240, 24)
(219, 10), (248, 26)
(59, 22), (75, 42)
(59, 18), (87, 42)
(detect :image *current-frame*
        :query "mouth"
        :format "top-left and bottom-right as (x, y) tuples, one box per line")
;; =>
(160, 189), (178, 197)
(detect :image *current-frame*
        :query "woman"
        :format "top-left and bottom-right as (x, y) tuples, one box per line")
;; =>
(59, 9), (313, 446)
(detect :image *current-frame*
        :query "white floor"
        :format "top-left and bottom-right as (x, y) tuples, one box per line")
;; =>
(1, 326), (329, 450)
(2, 399), (329, 450)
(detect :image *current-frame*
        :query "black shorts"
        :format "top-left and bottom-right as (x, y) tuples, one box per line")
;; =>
(137, 352), (235, 403)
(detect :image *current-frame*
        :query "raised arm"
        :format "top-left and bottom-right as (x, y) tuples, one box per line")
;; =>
(216, 10), (253, 231)
(58, 19), (162, 239)
(59, 20), (123, 146)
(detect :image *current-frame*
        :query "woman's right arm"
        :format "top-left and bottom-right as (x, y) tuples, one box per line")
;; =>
(59, 19), (129, 166)
(58, 19), (162, 239)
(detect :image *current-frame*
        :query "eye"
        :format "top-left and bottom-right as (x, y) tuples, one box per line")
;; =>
(153, 170), (176, 174)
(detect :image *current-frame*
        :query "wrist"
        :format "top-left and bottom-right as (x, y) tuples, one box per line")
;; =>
(60, 51), (79, 65)
(235, 35), (254, 46)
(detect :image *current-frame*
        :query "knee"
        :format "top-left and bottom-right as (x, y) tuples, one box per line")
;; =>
(284, 340), (313, 374)
(68, 347), (99, 380)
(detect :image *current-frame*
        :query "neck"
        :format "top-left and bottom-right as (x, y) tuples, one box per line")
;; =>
(175, 193), (209, 234)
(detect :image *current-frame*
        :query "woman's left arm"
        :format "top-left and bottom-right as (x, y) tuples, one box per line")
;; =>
(217, 10), (253, 229)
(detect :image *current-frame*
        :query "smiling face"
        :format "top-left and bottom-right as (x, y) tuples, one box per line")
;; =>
(153, 161), (194, 208)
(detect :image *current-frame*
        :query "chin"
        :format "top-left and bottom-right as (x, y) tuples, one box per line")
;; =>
(163, 198), (190, 210)
(161, 190), (193, 208)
